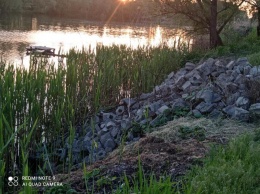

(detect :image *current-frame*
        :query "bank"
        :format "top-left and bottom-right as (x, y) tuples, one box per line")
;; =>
(2, 27), (260, 193)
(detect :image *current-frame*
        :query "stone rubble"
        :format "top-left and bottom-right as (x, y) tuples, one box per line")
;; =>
(55, 57), (260, 168)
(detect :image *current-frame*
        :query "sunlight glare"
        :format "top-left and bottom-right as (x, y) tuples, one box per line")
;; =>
(14, 24), (193, 69)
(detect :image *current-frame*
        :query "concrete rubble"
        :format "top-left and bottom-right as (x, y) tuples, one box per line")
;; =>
(55, 57), (260, 168)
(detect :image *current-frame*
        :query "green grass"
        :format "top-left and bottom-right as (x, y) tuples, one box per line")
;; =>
(183, 130), (260, 194)
(200, 27), (260, 66)
(113, 129), (260, 194)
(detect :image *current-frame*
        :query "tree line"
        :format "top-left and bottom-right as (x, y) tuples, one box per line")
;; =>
(0, 0), (156, 23)
(1, 0), (258, 49)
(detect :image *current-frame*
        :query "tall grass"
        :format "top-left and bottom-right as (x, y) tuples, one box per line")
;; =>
(0, 44), (189, 193)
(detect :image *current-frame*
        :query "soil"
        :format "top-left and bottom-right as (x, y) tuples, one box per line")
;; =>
(49, 117), (258, 194)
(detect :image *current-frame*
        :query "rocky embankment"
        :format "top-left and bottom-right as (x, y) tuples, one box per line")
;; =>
(54, 57), (260, 170)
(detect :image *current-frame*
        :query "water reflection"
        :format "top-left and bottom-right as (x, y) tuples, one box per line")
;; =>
(0, 14), (193, 68)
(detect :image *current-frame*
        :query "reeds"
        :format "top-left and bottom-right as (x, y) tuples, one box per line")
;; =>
(0, 44), (188, 193)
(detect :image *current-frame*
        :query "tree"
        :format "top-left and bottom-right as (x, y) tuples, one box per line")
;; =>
(244, 0), (260, 36)
(157, 0), (246, 48)
(0, 0), (23, 13)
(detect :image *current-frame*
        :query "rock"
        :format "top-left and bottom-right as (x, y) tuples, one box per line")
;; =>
(101, 127), (109, 133)
(174, 68), (187, 78)
(140, 93), (153, 100)
(195, 102), (215, 114)
(72, 140), (82, 153)
(106, 121), (116, 129)
(234, 74), (245, 85)
(239, 83), (247, 91)
(127, 132), (134, 141)
(185, 62), (196, 71)
(249, 103), (260, 122)
(140, 119), (150, 126)
(182, 81), (192, 92)
(148, 101), (163, 112)
(217, 101), (226, 109)
(243, 66), (251, 75)
(120, 98), (136, 107)
(100, 132), (112, 146)
(154, 84), (172, 96)
(83, 156), (91, 164)
(188, 71), (203, 86)
(96, 149), (106, 160)
(171, 98), (188, 109)
(226, 60), (235, 70)
(136, 108), (143, 117)
(208, 109), (223, 119)
(225, 82), (238, 94)
(214, 60), (226, 73)
(217, 73), (234, 83)
(185, 70), (197, 79)
(82, 136), (92, 152)
(150, 116), (161, 127)
(226, 92), (240, 105)
(116, 106), (125, 116)
(93, 115), (100, 123)
(223, 105), (249, 121)
(196, 58), (215, 76)
(72, 152), (81, 164)
(250, 66), (260, 76)
(212, 93), (222, 103)
(234, 58), (250, 74)
(86, 130), (94, 139)
(192, 109), (202, 118)
(231, 70), (239, 79)
(182, 93), (189, 99)
(167, 72), (175, 79)
(95, 124), (101, 132)
(235, 97), (250, 110)
(135, 109), (144, 122)
(110, 127), (120, 138)
(156, 105), (170, 114)
(56, 148), (67, 160)
(175, 75), (186, 88)
(104, 139), (116, 152)
(100, 123), (106, 128)
(120, 118), (132, 130)
(232, 107), (249, 121)
(223, 105), (236, 117)
(102, 113), (116, 121)
(196, 89), (214, 103)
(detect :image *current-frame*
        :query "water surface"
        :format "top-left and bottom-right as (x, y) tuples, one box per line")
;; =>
(0, 14), (192, 67)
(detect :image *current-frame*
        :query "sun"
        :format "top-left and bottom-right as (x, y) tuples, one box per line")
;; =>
(119, 0), (135, 2)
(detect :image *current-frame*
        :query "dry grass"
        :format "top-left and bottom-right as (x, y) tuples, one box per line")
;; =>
(149, 117), (258, 143)
(109, 117), (258, 160)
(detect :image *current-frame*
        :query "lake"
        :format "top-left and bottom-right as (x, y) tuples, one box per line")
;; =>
(0, 14), (193, 68)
